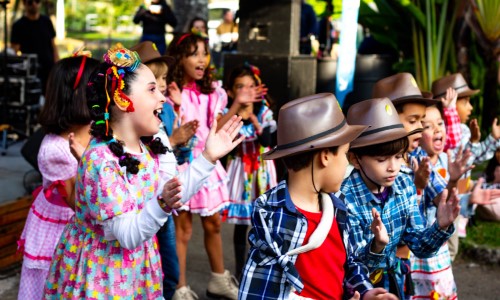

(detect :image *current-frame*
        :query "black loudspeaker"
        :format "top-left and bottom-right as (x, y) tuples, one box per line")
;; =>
(224, 53), (316, 110)
(238, 0), (300, 56)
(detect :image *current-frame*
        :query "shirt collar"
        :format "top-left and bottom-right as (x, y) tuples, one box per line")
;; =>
(349, 169), (402, 205)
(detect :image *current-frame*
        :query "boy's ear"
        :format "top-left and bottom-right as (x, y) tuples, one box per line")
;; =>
(318, 148), (331, 168)
(348, 152), (361, 170)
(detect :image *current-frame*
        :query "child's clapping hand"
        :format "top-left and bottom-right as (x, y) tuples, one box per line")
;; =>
(469, 119), (481, 143)
(412, 157), (431, 189)
(350, 288), (398, 300)
(167, 81), (182, 106)
(447, 146), (474, 182)
(436, 188), (460, 231)
(470, 177), (500, 205)
(170, 116), (199, 147)
(370, 208), (388, 254)
(202, 115), (244, 164)
(160, 177), (183, 210)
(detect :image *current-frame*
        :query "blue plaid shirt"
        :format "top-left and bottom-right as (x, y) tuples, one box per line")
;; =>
(340, 169), (453, 273)
(239, 180), (373, 300)
(461, 123), (497, 164)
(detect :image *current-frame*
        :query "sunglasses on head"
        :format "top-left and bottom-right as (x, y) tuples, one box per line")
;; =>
(26, 0), (41, 5)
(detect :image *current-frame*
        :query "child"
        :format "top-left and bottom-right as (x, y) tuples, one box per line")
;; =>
(16, 54), (99, 299)
(166, 32), (240, 299)
(343, 98), (459, 299)
(130, 40), (198, 300)
(44, 47), (244, 298)
(476, 149), (500, 221)
(222, 64), (277, 279)
(412, 103), (462, 299)
(239, 93), (398, 300)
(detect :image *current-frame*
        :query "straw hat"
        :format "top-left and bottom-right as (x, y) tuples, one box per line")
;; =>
(372, 73), (439, 106)
(130, 41), (175, 67)
(263, 93), (368, 160)
(431, 73), (480, 99)
(347, 98), (418, 148)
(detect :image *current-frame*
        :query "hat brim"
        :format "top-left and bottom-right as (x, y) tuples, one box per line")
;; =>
(143, 56), (176, 69)
(457, 88), (480, 98)
(392, 96), (440, 107)
(350, 127), (409, 149)
(262, 124), (368, 160)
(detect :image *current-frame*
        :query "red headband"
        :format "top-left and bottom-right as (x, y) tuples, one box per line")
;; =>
(176, 33), (191, 46)
(73, 56), (87, 90)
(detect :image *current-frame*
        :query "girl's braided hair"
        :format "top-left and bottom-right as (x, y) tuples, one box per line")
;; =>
(86, 48), (168, 174)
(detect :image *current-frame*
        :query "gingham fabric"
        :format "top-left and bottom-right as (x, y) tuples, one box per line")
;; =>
(443, 106), (462, 152)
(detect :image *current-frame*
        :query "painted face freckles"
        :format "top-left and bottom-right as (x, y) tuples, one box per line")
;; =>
(127, 65), (166, 136)
(182, 41), (208, 83)
(398, 103), (426, 152)
(420, 106), (446, 156)
(456, 97), (473, 123)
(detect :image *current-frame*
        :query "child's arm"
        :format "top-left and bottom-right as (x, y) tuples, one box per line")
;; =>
(445, 146), (474, 193)
(217, 84), (267, 130)
(466, 118), (500, 164)
(370, 208), (388, 253)
(169, 117), (199, 147)
(441, 88), (462, 151)
(412, 156), (431, 190)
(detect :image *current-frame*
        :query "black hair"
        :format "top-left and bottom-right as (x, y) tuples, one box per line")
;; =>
(39, 56), (99, 135)
(484, 149), (500, 183)
(188, 17), (208, 33)
(281, 147), (339, 172)
(349, 136), (409, 158)
(167, 33), (213, 94)
(86, 62), (168, 175)
(225, 64), (267, 116)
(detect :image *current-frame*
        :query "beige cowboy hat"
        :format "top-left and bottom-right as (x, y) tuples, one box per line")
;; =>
(431, 73), (480, 99)
(130, 41), (175, 68)
(263, 93), (368, 160)
(372, 73), (439, 106)
(347, 98), (419, 148)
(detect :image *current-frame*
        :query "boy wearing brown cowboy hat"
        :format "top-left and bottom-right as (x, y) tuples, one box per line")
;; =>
(238, 93), (397, 300)
(432, 73), (500, 166)
(343, 98), (459, 299)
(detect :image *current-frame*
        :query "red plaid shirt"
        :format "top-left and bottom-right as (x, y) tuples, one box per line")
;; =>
(443, 107), (462, 152)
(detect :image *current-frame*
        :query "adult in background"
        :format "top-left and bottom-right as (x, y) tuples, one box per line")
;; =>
(133, 0), (177, 55)
(299, 0), (318, 55)
(11, 0), (59, 95)
(216, 9), (238, 52)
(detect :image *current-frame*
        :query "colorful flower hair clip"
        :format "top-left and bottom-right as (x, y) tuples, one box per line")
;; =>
(103, 48), (141, 72)
(244, 62), (262, 85)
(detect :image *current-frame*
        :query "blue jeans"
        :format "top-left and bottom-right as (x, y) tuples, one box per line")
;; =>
(157, 217), (179, 300)
(140, 33), (167, 55)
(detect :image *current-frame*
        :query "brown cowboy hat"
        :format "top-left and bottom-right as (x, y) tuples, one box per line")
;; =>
(262, 93), (368, 160)
(130, 41), (175, 68)
(431, 73), (480, 99)
(372, 73), (439, 106)
(347, 98), (419, 148)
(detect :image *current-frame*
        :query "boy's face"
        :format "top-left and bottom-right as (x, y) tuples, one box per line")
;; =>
(456, 97), (473, 123)
(156, 72), (168, 95)
(421, 106), (446, 157)
(351, 152), (405, 192)
(397, 103), (426, 152)
(324, 143), (350, 193)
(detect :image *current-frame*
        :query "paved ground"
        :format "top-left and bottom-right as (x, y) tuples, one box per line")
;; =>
(1, 141), (499, 299)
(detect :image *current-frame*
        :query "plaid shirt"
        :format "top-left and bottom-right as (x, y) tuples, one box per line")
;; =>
(408, 147), (447, 206)
(239, 180), (373, 300)
(443, 107), (462, 152)
(461, 123), (497, 164)
(340, 170), (453, 272)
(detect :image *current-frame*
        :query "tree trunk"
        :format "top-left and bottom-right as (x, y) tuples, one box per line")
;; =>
(481, 54), (499, 133)
(172, 0), (208, 35)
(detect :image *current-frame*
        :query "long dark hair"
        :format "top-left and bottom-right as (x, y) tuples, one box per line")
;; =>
(167, 33), (214, 94)
(39, 56), (99, 134)
(86, 62), (168, 175)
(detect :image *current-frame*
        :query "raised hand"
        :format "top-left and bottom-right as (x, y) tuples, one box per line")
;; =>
(167, 81), (182, 106)
(469, 119), (481, 143)
(440, 87), (458, 108)
(248, 113), (263, 135)
(68, 132), (86, 162)
(436, 188), (460, 230)
(370, 208), (388, 254)
(202, 115), (244, 164)
(412, 157), (431, 189)
(447, 146), (474, 182)
(170, 117), (199, 147)
(491, 118), (500, 140)
(362, 288), (398, 300)
(470, 177), (500, 205)
(160, 177), (183, 209)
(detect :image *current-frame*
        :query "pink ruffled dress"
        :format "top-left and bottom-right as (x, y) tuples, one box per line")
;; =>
(176, 82), (229, 216)
(17, 134), (76, 300)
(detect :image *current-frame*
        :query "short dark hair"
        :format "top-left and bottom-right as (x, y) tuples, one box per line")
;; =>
(281, 147), (339, 172)
(349, 136), (409, 158)
(39, 56), (99, 134)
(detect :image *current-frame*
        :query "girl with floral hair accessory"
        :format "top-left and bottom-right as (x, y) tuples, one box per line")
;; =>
(17, 55), (99, 299)
(221, 63), (277, 280)
(44, 46), (244, 299)
(166, 32), (255, 299)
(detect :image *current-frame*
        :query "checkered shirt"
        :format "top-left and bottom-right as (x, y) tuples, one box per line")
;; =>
(443, 106), (462, 152)
(238, 180), (373, 300)
(461, 123), (497, 164)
